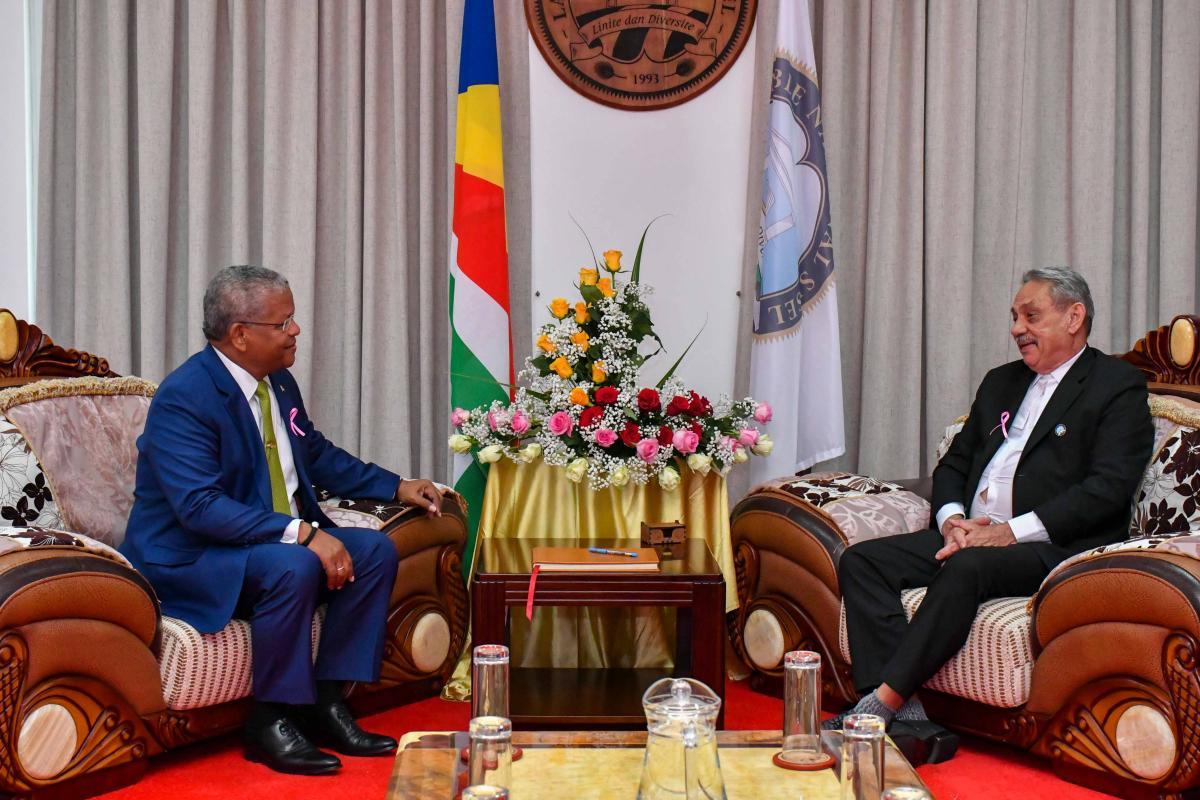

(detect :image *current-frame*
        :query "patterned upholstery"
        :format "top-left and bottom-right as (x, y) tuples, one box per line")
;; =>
(0, 412), (61, 529)
(838, 589), (1035, 708)
(773, 471), (931, 546)
(159, 608), (325, 711)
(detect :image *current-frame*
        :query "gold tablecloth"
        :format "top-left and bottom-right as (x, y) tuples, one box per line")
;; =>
(442, 459), (737, 699)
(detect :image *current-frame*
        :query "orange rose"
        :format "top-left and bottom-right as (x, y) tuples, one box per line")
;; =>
(569, 387), (591, 406)
(536, 334), (556, 353)
(597, 278), (615, 298)
(549, 357), (573, 378)
(549, 298), (570, 319)
(602, 249), (622, 273)
(579, 267), (599, 286)
(571, 331), (590, 350)
(574, 302), (590, 324)
(592, 362), (607, 383)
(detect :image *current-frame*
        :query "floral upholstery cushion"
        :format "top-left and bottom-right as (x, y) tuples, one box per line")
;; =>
(771, 471), (930, 546)
(0, 413), (62, 529)
(317, 492), (410, 530)
(0, 378), (156, 548)
(0, 525), (129, 566)
(158, 608), (325, 710)
(1131, 425), (1200, 537)
(839, 589), (1034, 708)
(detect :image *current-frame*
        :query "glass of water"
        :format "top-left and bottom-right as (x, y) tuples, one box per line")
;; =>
(840, 713), (885, 800)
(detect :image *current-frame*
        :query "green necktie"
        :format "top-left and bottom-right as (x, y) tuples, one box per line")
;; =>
(254, 380), (292, 514)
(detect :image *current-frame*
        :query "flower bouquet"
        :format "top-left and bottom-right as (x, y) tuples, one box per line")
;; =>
(448, 230), (773, 490)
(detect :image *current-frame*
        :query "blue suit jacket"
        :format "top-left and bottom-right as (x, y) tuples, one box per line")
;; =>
(120, 345), (401, 632)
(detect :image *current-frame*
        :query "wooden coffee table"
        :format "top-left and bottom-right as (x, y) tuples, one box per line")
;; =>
(389, 730), (931, 799)
(471, 537), (726, 728)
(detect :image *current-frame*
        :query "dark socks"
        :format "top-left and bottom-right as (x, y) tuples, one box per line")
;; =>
(317, 680), (346, 706)
(247, 701), (290, 732)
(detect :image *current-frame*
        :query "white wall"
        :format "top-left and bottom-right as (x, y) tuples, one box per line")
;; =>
(0, 1), (32, 320)
(528, 29), (757, 402)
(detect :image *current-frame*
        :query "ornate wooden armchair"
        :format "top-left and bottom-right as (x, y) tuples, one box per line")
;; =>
(0, 309), (468, 798)
(729, 315), (1200, 799)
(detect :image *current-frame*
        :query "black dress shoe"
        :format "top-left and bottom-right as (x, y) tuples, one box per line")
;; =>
(310, 700), (398, 757)
(244, 717), (342, 775)
(889, 719), (959, 765)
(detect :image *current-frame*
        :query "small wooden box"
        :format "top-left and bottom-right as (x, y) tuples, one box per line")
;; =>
(640, 520), (687, 547)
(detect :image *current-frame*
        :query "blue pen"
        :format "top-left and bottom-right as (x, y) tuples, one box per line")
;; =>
(589, 547), (639, 558)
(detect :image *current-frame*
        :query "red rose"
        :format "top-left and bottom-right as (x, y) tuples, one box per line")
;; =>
(666, 395), (690, 416)
(657, 425), (674, 446)
(687, 391), (712, 417)
(579, 406), (603, 428)
(620, 422), (641, 447)
(690, 421), (703, 438)
(595, 386), (620, 405)
(637, 388), (661, 413)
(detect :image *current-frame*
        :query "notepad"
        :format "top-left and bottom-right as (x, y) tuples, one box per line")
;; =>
(531, 546), (661, 572)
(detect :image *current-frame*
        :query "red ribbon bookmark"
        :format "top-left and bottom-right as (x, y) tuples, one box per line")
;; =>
(525, 564), (541, 620)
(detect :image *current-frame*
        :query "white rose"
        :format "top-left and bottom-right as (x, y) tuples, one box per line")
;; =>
(477, 444), (504, 464)
(609, 464), (630, 487)
(448, 434), (473, 454)
(686, 453), (712, 475)
(657, 466), (681, 491)
(518, 442), (543, 463)
(751, 434), (774, 456)
(733, 446), (749, 464)
(565, 457), (589, 483)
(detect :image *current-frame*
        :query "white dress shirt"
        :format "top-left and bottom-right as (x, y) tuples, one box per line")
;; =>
(936, 346), (1086, 543)
(214, 349), (303, 543)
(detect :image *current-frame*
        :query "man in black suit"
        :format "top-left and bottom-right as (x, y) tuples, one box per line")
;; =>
(828, 267), (1153, 762)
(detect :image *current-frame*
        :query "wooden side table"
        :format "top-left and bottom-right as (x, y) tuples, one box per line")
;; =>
(471, 537), (726, 728)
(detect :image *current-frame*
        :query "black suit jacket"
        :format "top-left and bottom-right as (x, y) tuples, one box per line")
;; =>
(932, 347), (1153, 567)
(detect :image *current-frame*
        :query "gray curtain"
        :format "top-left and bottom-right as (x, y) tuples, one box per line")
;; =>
(35, 0), (532, 480)
(782, 0), (1200, 478)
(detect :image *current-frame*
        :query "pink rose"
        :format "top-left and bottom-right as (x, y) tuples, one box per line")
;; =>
(594, 428), (618, 448)
(754, 402), (773, 423)
(738, 428), (760, 447)
(547, 411), (574, 437)
(510, 410), (531, 435)
(722, 436), (739, 451)
(672, 429), (700, 455)
(636, 438), (660, 463)
(451, 407), (470, 426)
(487, 409), (510, 431)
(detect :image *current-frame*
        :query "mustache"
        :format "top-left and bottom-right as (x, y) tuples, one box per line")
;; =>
(1016, 335), (1036, 347)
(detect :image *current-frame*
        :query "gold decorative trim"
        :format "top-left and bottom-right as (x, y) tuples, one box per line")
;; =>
(1149, 395), (1200, 429)
(0, 377), (157, 414)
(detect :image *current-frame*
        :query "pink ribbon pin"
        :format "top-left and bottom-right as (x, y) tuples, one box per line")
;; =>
(989, 411), (1010, 440)
(288, 408), (305, 437)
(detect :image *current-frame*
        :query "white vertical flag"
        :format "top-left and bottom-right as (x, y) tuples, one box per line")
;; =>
(748, 0), (845, 483)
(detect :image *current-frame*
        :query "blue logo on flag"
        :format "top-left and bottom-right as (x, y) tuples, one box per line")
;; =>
(755, 56), (835, 337)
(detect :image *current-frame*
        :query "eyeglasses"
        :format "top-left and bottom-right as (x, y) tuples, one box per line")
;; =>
(237, 315), (296, 333)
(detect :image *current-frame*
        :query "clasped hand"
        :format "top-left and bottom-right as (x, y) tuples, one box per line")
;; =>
(935, 515), (1016, 561)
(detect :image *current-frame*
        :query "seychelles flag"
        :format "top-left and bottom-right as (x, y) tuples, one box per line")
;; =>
(450, 0), (513, 576)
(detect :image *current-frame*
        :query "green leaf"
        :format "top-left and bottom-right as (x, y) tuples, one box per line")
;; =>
(570, 212), (600, 270)
(631, 214), (669, 284)
(580, 284), (603, 305)
(655, 320), (707, 389)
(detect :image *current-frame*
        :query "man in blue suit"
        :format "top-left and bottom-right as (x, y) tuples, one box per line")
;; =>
(122, 265), (444, 775)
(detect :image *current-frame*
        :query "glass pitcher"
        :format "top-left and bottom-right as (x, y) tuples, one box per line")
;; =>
(637, 678), (727, 800)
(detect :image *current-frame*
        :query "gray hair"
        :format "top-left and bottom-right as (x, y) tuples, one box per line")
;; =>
(202, 265), (290, 341)
(1021, 266), (1094, 335)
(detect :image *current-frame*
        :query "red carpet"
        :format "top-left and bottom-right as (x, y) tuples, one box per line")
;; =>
(97, 678), (1117, 799)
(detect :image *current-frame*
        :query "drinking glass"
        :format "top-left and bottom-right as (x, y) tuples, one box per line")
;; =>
(467, 716), (513, 791)
(840, 713), (885, 800)
(472, 644), (510, 718)
(882, 788), (931, 800)
(461, 787), (510, 800)
(775, 650), (833, 769)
